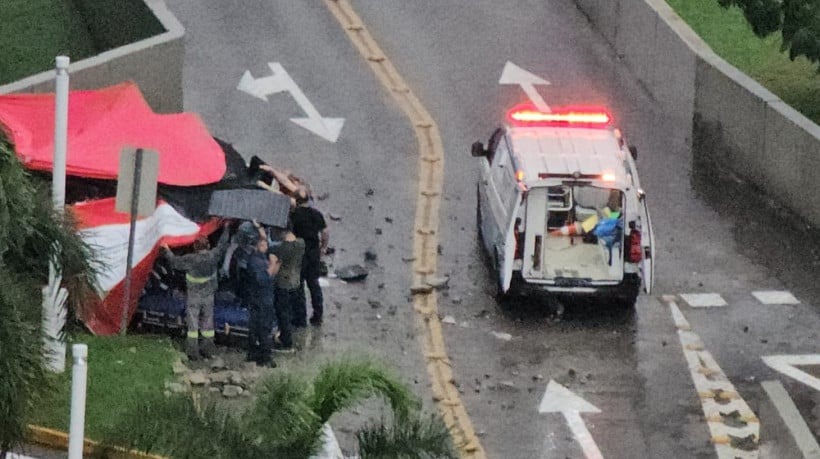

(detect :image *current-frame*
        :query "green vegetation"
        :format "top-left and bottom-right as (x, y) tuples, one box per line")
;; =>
(27, 334), (178, 440)
(665, 0), (820, 124)
(0, 134), (97, 454)
(0, 0), (165, 86)
(0, 0), (96, 85)
(101, 358), (456, 459)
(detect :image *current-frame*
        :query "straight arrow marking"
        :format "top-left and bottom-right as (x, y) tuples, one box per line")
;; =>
(237, 62), (345, 142)
(499, 61), (551, 112)
(763, 354), (820, 392)
(539, 380), (603, 459)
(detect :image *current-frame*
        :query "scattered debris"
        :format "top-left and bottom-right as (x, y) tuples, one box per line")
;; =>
(172, 359), (188, 375)
(426, 276), (450, 290)
(375, 228), (382, 235)
(188, 372), (209, 386)
(209, 371), (232, 384)
(316, 192), (330, 201)
(568, 368), (576, 379)
(410, 284), (433, 295)
(401, 255), (416, 262)
(497, 380), (519, 392)
(335, 265), (368, 281)
(365, 188), (375, 196)
(210, 357), (227, 370)
(328, 213), (342, 221)
(441, 315), (456, 325)
(533, 374), (544, 381)
(368, 299), (382, 309)
(451, 296), (463, 304)
(491, 331), (512, 341)
(459, 321), (470, 328)
(385, 217), (393, 223)
(437, 245), (443, 255)
(364, 249), (378, 261)
(164, 381), (188, 394)
(222, 385), (244, 398)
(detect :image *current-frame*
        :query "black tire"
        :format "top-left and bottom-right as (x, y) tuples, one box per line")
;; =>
(615, 274), (640, 309)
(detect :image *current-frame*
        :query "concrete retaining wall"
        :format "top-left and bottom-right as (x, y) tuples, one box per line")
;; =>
(0, 0), (184, 114)
(575, 0), (820, 228)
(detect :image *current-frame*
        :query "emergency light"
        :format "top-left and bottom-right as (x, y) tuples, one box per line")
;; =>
(507, 104), (611, 127)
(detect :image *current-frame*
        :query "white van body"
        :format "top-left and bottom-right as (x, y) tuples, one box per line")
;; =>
(472, 115), (655, 307)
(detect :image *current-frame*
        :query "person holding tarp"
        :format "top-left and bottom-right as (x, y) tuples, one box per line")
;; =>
(162, 221), (231, 360)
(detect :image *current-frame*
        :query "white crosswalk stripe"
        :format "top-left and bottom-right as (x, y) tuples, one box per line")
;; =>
(751, 290), (800, 305)
(680, 293), (727, 308)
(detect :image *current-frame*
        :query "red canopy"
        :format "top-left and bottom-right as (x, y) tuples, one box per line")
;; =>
(0, 82), (225, 186)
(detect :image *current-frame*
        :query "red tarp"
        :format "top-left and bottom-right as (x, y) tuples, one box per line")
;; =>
(0, 82), (225, 186)
(73, 198), (221, 335)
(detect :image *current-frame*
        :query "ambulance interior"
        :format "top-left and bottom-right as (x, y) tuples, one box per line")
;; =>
(519, 185), (625, 282)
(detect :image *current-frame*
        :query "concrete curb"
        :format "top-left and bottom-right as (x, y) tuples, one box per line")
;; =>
(0, 0), (185, 114)
(575, 0), (820, 228)
(26, 425), (165, 459)
(27, 423), (346, 459)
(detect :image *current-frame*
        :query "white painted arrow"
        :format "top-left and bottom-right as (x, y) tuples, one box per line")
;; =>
(539, 380), (603, 459)
(237, 62), (344, 142)
(763, 354), (820, 392)
(499, 61), (551, 112)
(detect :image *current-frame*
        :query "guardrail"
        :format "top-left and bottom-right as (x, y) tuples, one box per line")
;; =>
(0, 0), (184, 114)
(575, 0), (820, 228)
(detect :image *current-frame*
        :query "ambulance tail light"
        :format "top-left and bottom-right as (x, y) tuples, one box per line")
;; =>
(516, 170), (525, 181)
(507, 104), (612, 127)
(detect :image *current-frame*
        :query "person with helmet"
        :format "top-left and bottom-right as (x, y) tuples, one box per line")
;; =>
(162, 221), (231, 360)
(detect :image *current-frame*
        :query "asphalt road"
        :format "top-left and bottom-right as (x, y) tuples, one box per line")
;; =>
(165, 1), (820, 457)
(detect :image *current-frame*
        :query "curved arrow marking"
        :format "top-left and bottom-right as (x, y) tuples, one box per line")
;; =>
(499, 61), (551, 112)
(237, 62), (344, 142)
(539, 380), (603, 459)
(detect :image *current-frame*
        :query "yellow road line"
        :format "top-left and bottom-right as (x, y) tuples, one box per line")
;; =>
(323, 1), (485, 456)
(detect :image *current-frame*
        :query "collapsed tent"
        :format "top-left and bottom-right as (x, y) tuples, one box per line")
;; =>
(0, 82), (226, 186)
(0, 83), (288, 335)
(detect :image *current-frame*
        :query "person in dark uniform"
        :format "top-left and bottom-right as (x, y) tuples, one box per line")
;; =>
(162, 221), (230, 360)
(291, 190), (329, 326)
(243, 228), (279, 368)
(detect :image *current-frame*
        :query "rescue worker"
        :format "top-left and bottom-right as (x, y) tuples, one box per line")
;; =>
(244, 225), (279, 367)
(269, 226), (305, 350)
(162, 221), (231, 361)
(291, 189), (329, 326)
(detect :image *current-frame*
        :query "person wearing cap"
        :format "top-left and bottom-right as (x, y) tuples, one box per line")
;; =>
(162, 221), (231, 360)
(243, 225), (279, 367)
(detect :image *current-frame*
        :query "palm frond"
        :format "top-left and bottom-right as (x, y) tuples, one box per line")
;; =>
(309, 358), (420, 424)
(0, 264), (52, 454)
(356, 413), (457, 459)
(249, 372), (323, 457)
(99, 392), (270, 459)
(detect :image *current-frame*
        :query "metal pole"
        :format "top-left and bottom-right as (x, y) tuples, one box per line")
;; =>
(67, 344), (88, 459)
(43, 55), (70, 373)
(52, 55), (69, 210)
(120, 149), (143, 335)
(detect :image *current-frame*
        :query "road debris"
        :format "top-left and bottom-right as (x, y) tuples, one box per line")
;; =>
(491, 331), (512, 341)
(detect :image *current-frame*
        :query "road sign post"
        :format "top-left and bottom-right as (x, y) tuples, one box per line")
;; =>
(116, 147), (158, 335)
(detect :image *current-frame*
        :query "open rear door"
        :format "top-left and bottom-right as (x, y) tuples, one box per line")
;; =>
(640, 200), (655, 294)
(500, 191), (523, 293)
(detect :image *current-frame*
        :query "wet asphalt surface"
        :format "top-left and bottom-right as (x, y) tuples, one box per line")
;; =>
(157, 1), (820, 458)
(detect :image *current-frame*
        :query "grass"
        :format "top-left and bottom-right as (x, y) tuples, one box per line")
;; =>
(28, 333), (179, 440)
(664, 0), (820, 124)
(0, 0), (97, 85)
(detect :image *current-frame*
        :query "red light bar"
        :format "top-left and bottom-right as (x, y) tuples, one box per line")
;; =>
(507, 104), (612, 127)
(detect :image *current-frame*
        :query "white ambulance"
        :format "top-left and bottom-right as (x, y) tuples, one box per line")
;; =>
(472, 105), (655, 307)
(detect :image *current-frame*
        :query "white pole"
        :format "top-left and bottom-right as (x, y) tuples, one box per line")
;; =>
(67, 344), (88, 459)
(43, 56), (71, 373)
(53, 55), (69, 210)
